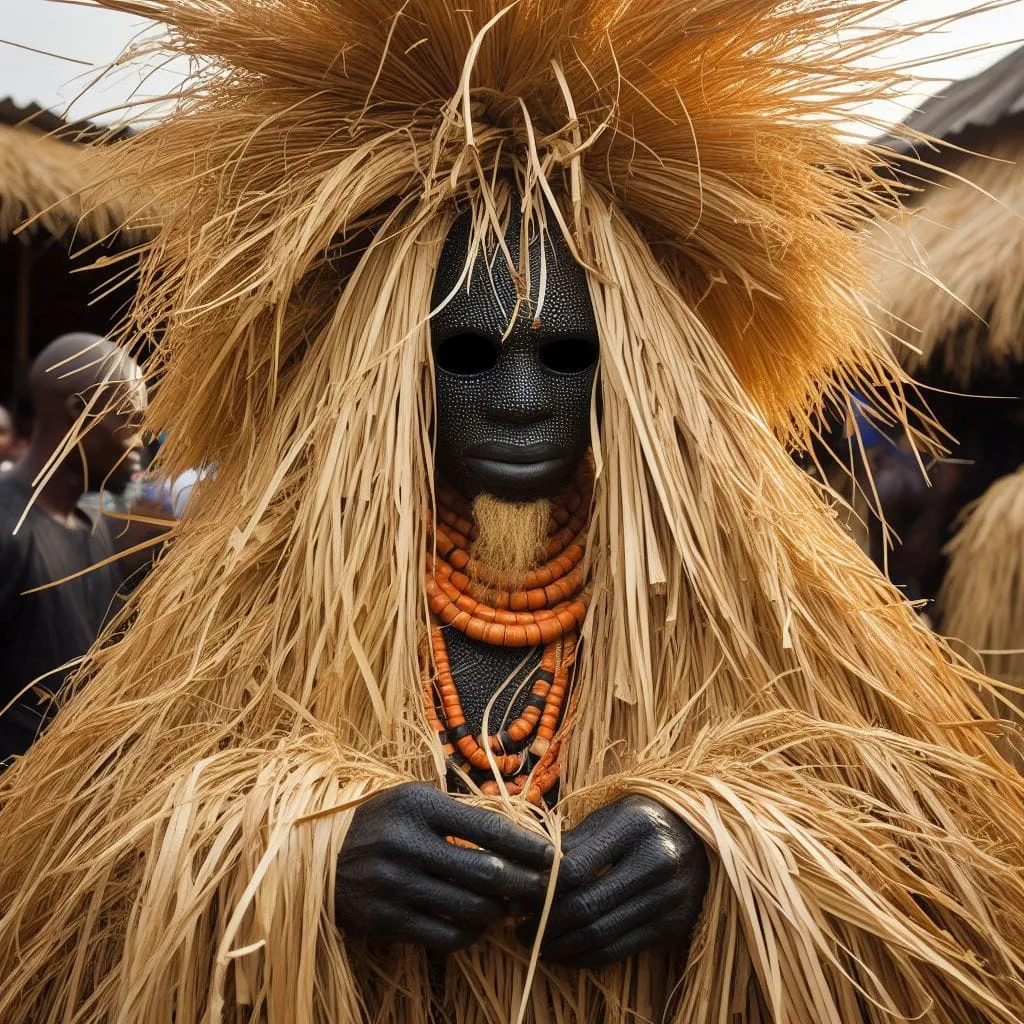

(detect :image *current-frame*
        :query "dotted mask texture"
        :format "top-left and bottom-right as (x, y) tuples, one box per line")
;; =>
(431, 211), (599, 502)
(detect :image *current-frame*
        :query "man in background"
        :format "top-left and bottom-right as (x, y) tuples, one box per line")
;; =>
(0, 333), (145, 763)
(0, 404), (17, 472)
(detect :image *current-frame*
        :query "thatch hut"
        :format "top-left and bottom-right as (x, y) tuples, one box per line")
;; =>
(878, 47), (1024, 384)
(0, 100), (147, 413)
(872, 46), (1024, 697)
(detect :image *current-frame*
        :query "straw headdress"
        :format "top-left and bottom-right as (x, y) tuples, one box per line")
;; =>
(2, 2), (1024, 1023)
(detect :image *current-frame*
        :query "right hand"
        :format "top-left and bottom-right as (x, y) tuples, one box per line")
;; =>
(335, 782), (554, 953)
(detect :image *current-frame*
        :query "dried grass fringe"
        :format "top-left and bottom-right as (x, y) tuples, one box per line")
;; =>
(1, 2), (1024, 1022)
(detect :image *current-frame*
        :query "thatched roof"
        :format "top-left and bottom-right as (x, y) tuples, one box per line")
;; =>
(874, 50), (1024, 385)
(0, 100), (146, 244)
(880, 45), (1024, 160)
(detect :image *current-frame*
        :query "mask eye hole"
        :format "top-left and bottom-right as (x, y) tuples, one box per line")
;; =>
(538, 337), (599, 374)
(434, 333), (500, 376)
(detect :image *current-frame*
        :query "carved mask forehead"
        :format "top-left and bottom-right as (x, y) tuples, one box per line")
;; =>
(430, 210), (599, 502)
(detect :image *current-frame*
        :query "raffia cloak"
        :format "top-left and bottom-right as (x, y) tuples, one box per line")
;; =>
(2, 3), (1024, 1022)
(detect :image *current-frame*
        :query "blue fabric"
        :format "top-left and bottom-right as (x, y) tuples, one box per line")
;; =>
(849, 391), (887, 450)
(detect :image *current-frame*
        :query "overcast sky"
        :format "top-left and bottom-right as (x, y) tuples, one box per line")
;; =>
(1, 0), (1022, 129)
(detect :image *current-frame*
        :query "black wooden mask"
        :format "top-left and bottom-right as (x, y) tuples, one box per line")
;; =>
(430, 209), (599, 502)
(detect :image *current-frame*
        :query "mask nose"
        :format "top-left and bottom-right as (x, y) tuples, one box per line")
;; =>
(485, 347), (551, 427)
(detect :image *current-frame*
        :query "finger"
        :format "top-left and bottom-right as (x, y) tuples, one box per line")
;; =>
(428, 797), (554, 870)
(552, 921), (665, 969)
(355, 897), (481, 954)
(540, 879), (675, 961)
(542, 851), (677, 940)
(557, 812), (637, 893)
(402, 872), (506, 929)
(424, 836), (548, 901)
(561, 800), (625, 855)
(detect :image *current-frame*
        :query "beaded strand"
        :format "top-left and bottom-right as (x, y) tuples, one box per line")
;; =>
(425, 461), (592, 803)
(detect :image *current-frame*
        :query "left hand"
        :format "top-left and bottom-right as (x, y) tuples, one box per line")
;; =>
(519, 795), (709, 968)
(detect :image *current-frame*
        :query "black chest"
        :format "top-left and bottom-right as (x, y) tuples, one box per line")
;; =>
(441, 630), (568, 800)
(444, 630), (544, 734)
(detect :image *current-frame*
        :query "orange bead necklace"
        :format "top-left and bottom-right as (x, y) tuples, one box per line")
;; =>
(424, 463), (593, 803)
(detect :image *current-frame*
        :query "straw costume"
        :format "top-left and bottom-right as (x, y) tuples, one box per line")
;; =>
(2, 2), (1024, 1022)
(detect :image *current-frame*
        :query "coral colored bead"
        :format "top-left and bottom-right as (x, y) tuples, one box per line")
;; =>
(522, 623), (543, 645)
(536, 619), (558, 643)
(533, 565), (555, 587)
(556, 609), (577, 632)
(505, 626), (528, 646)
(482, 623), (506, 646)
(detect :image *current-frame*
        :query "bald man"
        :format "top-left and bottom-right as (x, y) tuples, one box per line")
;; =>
(0, 333), (145, 763)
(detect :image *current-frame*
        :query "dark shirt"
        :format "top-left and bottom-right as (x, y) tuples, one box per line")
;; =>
(0, 474), (124, 763)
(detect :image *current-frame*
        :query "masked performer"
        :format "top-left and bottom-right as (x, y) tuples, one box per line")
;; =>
(2, 2), (1024, 1022)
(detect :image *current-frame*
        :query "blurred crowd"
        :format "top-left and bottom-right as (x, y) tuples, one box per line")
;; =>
(0, 332), (209, 766)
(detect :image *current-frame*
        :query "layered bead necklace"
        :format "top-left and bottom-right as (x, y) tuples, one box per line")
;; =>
(424, 463), (593, 804)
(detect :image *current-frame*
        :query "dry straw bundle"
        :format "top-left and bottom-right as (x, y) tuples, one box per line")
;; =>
(1, 2), (1024, 1022)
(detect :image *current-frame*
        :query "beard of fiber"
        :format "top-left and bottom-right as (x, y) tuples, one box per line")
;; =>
(469, 493), (552, 588)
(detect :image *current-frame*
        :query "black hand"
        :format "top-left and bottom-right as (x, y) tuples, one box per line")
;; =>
(520, 795), (708, 968)
(336, 782), (554, 953)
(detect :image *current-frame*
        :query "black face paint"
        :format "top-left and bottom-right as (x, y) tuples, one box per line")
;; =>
(431, 209), (599, 502)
